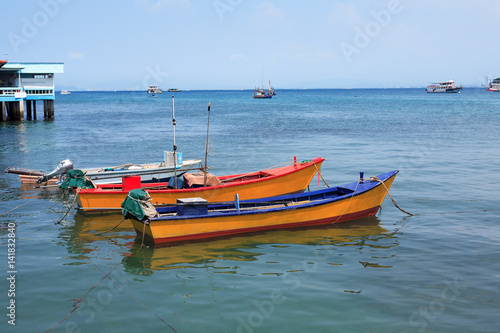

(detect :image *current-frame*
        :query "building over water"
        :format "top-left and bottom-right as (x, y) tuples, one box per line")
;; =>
(0, 62), (64, 121)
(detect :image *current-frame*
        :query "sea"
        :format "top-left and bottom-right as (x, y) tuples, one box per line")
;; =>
(1, 88), (499, 333)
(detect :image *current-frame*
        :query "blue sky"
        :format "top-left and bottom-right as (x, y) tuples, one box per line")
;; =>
(2, 0), (499, 90)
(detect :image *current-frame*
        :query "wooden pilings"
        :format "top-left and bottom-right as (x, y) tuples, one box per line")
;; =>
(0, 100), (52, 121)
(43, 100), (54, 119)
(1, 102), (6, 121)
(26, 100), (32, 120)
(4, 101), (25, 121)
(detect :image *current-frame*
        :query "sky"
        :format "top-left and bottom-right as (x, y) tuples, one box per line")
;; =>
(1, 0), (499, 90)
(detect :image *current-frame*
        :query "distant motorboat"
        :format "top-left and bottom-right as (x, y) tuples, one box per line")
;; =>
(60, 90), (71, 95)
(486, 78), (500, 92)
(147, 85), (162, 97)
(426, 80), (462, 93)
(167, 88), (181, 92)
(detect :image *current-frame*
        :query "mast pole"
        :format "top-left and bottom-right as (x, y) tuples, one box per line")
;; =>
(172, 95), (177, 189)
(204, 102), (211, 186)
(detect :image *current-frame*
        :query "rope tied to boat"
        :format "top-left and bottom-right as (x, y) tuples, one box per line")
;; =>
(370, 176), (413, 216)
(312, 161), (330, 188)
(96, 217), (126, 235)
(46, 220), (177, 333)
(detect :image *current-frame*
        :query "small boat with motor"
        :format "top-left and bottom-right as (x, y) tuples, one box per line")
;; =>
(122, 170), (398, 244)
(5, 153), (202, 185)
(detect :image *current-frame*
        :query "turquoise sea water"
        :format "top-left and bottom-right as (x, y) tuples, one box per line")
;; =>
(1, 88), (499, 332)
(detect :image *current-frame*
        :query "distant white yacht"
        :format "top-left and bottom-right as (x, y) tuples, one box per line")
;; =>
(60, 90), (71, 95)
(486, 78), (500, 92)
(147, 85), (162, 96)
(426, 80), (462, 93)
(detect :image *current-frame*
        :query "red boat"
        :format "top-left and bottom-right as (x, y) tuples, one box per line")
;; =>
(0, 60), (6, 68)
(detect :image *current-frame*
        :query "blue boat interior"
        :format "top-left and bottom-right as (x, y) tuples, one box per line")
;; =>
(149, 170), (398, 220)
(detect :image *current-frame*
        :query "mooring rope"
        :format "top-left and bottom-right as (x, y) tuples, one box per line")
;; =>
(95, 217), (126, 235)
(94, 265), (177, 332)
(312, 162), (330, 188)
(370, 176), (413, 216)
(49, 189), (72, 209)
(55, 194), (78, 224)
(46, 221), (176, 332)
(0, 201), (29, 216)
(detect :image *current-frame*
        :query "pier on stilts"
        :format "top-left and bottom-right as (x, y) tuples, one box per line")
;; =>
(0, 61), (64, 121)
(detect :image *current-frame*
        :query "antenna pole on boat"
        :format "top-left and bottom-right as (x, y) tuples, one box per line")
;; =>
(204, 102), (211, 186)
(172, 95), (177, 189)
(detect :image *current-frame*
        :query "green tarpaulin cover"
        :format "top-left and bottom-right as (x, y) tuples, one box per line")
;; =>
(121, 189), (158, 221)
(59, 169), (96, 189)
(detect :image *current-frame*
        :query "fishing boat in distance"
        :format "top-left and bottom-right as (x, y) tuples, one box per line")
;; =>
(167, 88), (181, 92)
(426, 80), (463, 93)
(60, 90), (71, 95)
(123, 170), (398, 244)
(252, 88), (272, 98)
(268, 80), (276, 96)
(486, 78), (500, 92)
(252, 77), (274, 98)
(147, 85), (162, 97)
(76, 157), (324, 213)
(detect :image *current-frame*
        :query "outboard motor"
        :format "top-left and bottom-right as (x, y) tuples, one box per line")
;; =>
(37, 159), (74, 183)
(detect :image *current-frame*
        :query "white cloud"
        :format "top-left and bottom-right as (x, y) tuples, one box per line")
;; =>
(137, 0), (191, 10)
(230, 53), (247, 61)
(68, 52), (84, 59)
(249, 2), (288, 27)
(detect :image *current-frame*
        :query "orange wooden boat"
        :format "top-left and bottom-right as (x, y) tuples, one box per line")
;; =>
(76, 157), (324, 214)
(125, 170), (398, 245)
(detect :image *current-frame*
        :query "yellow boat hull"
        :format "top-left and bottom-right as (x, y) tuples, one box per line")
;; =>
(131, 171), (397, 244)
(77, 157), (324, 213)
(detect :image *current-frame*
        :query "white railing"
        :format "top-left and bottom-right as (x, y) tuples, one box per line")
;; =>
(0, 87), (54, 96)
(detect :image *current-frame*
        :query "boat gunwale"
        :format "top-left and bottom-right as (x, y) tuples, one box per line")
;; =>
(78, 157), (325, 194)
(83, 159), (202, 176)
(145, 169), (398, 223)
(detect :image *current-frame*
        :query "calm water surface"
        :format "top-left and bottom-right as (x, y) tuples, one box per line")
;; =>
(1, 88), (499, 332)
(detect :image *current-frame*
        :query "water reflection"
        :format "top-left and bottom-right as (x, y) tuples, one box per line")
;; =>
(57, 212), (136, 264)
(122, 217), (399, 276)
(57, 211), (401, 275)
